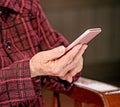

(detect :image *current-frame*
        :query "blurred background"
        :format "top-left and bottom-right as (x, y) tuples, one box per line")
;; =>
(40, 0), (120, 106)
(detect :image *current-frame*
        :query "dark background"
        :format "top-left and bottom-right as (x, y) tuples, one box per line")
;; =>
(40, 0), (120, 86)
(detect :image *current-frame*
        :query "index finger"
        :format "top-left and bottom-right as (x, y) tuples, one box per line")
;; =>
(79, 44), (88, 56)
(58, 44), (82, 67)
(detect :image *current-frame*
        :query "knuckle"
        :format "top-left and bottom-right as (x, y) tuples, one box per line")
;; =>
(73, 60), (78, 65)
(51, 67), (61, 76)
(67, 54), (73, 60)
(66, 57), (73, 65)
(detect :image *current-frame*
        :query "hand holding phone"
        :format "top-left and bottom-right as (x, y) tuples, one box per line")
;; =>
(66, 28), (102, 51)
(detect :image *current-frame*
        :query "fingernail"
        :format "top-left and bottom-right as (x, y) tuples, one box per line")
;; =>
(84, 45), (88, 50)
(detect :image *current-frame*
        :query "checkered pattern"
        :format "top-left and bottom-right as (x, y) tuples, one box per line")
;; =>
(0, 0), (80, 106)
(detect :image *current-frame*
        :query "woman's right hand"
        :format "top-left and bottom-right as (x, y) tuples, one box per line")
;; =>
(29, 44), (87, 82)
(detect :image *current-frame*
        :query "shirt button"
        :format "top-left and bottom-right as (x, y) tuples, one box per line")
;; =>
(0, 10), (2, 16)
(4, 41), (11, 49)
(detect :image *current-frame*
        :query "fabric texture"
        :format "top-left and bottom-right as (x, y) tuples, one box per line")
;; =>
(0, 0), (80, 106)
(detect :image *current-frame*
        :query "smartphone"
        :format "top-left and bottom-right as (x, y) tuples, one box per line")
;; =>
(66, 28), (102, 51)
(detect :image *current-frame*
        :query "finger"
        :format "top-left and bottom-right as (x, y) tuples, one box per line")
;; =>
(66, 76), (73, 83)
(68, 54), (83, 76)
(65, 45), (86, 76)
(59, 44), (82, 67)
(63, 72), (73, 83)
(79, 44), (88, 56)
(70, 64), (83, 77)
(61, 51), (83, 76)
(53, 44), (85, 77)
(58, 44), (87, 80)
(62, 56), (83, 81)
(58, 44), (85, 76)
(60, 76), (66, 80)
(43, 46), (66, 61)
(56, 44), (82, 76)
(60, 76), (73, 83)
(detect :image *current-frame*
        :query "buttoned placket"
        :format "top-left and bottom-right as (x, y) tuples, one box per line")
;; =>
(0, 8), (11, 50)
(0, 11), (2, 17)
(0, 7), (2, 30)
(0, 7), (2, 15)
(0, 8), (2, 38)
(0, 6), (2, 17)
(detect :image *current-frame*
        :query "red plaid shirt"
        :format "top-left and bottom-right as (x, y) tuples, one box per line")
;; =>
(0, 0), (80, 106)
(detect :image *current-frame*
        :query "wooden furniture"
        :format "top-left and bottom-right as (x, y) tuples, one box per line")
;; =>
(52, 77), (120, 107)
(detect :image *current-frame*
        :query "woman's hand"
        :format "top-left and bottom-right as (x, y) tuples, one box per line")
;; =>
(60, 44), (87, 82)
(29, 44), (87, 82)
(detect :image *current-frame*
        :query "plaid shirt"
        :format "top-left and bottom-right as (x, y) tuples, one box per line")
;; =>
(0, 0), (80, 107)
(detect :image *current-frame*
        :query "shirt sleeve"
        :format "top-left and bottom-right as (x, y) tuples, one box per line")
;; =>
(0, 58), (36, 105)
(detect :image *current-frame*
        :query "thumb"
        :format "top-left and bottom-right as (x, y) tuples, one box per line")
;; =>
(45, 46), (66, 60)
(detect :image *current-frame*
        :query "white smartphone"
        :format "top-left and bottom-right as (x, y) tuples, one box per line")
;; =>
(66, 28), (102, 51)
